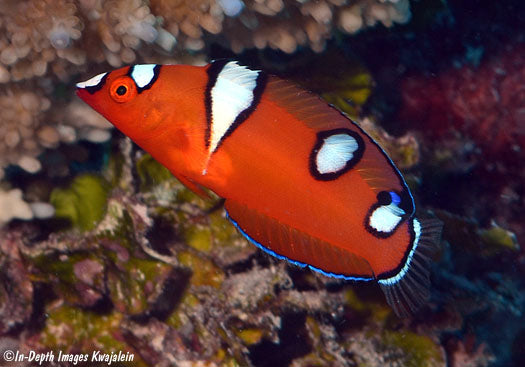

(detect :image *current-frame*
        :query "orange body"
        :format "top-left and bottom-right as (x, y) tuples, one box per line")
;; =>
(77, 61), (440, 316)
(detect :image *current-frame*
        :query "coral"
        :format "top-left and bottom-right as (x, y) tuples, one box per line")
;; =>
(0, 87), (51, 176)
(0, 0), (412, 78)
(84, 0), (162, 67)
(396, 41), (525, 243)
(0, 0), (410, 178)
(398, 42), (525, 160)
(217, 0), (412, 54)
(0, 0), (83, 82)
(0, 138), (442, 366)
(150, 0), (223, 51)
(0, 86), (114, 180)
(0, 188), (32, 224)
(0, 86), (113, 180)
(1, 115), (523, 367)
(359, 117), (420, 169)
(445, 335), (495, 367)
(382, 331), (445, 367)
(0, 230), (34, 333)
(61, 99), (113, 143)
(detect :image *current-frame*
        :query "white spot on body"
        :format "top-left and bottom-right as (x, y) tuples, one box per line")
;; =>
(379, 218), (421, 285)
(209, 61), (259, 154)
(316, 133), (358, 174)
(76, 72), (107, 89)
(131, 64), (156, 88)
(369, 200), (405, 233)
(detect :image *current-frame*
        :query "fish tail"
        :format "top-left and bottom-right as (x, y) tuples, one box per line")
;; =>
(379, 217), (443, 317)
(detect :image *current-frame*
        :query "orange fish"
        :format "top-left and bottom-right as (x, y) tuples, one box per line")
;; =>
(76, 61), (441, 317)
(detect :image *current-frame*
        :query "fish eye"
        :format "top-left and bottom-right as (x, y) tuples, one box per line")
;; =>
(109, 77), (136, 103)
(116, 85), (127, 96)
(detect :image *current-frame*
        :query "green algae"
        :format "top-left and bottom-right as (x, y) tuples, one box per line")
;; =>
(287, 51), (374, 120)
(480, 223), (519, 252)
(382, 331), (443, 367)
(209, 211), (239, 244)
(108, 256), (173, 315)
(50, 174), (109, 231)
(43, 305), (121, 348)
(436, 210), (520, 255)
(344, 289), (368, 312)
(177, 250), (224, 288)
(321, 69), (373, 119)
(42, 304), (147, 366)
(181, 210), (241, 253)
(31, 251), (104, 304)
(34, 252), (86, 283)
(165, 292), (200, 329)
(397, 142), (419, 169)
(212, 349), (242, 367)
(96, 205), (138, 252)
(344, 289), (391, 322)
(135, 153), (173, 191)
(235, 328), (264, 345)
(104, 149), (126, 189)
(184, 225), (213, 252)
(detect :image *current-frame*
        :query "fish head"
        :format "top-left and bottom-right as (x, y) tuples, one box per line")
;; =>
(76, 65), (167, 142)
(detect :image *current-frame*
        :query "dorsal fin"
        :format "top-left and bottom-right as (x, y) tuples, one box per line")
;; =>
(225, 199), (375, 280)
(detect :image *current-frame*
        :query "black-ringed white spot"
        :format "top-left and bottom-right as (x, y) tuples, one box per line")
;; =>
(365, 190), (406, 238)
(76, 72), (108, 94)
(309, 128), (365, 181)
(127, 64), (161, 93)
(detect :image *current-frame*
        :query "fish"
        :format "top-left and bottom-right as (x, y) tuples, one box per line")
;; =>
(76, 60), (442, 317)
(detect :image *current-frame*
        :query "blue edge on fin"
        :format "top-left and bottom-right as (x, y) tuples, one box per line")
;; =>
(225, 210), (374, 282)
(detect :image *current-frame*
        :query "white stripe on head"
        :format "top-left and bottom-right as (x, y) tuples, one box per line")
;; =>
(209, 61), (259, 154)
(130, 64), (157, 88)
(76, 72), (107, 89)
(316, 133), (359, 174)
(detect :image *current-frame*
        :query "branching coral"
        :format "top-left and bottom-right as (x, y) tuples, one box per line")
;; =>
(230, 0), (411, 53)
(0, 0), (172, 80)
(0, 0), (84, 82)
(153, 0), (412, 53)
(0, 85), (112, 179)
(0, 0), (410, 178)
(150, 0), (224, 51)
(0, 0), (412, 80)
(82, 0), (165, 67)
(0, 87), (51, 176)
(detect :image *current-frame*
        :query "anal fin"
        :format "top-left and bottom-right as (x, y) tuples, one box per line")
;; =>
(225, 199), (375, 281)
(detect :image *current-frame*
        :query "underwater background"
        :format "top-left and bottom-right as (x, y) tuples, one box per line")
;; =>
(0, 0), (524, 366)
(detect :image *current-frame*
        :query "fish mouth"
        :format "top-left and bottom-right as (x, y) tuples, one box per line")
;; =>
(75, 87), (90, 103)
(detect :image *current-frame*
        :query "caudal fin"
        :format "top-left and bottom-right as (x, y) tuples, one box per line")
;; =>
(378, 218), (442, 317)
